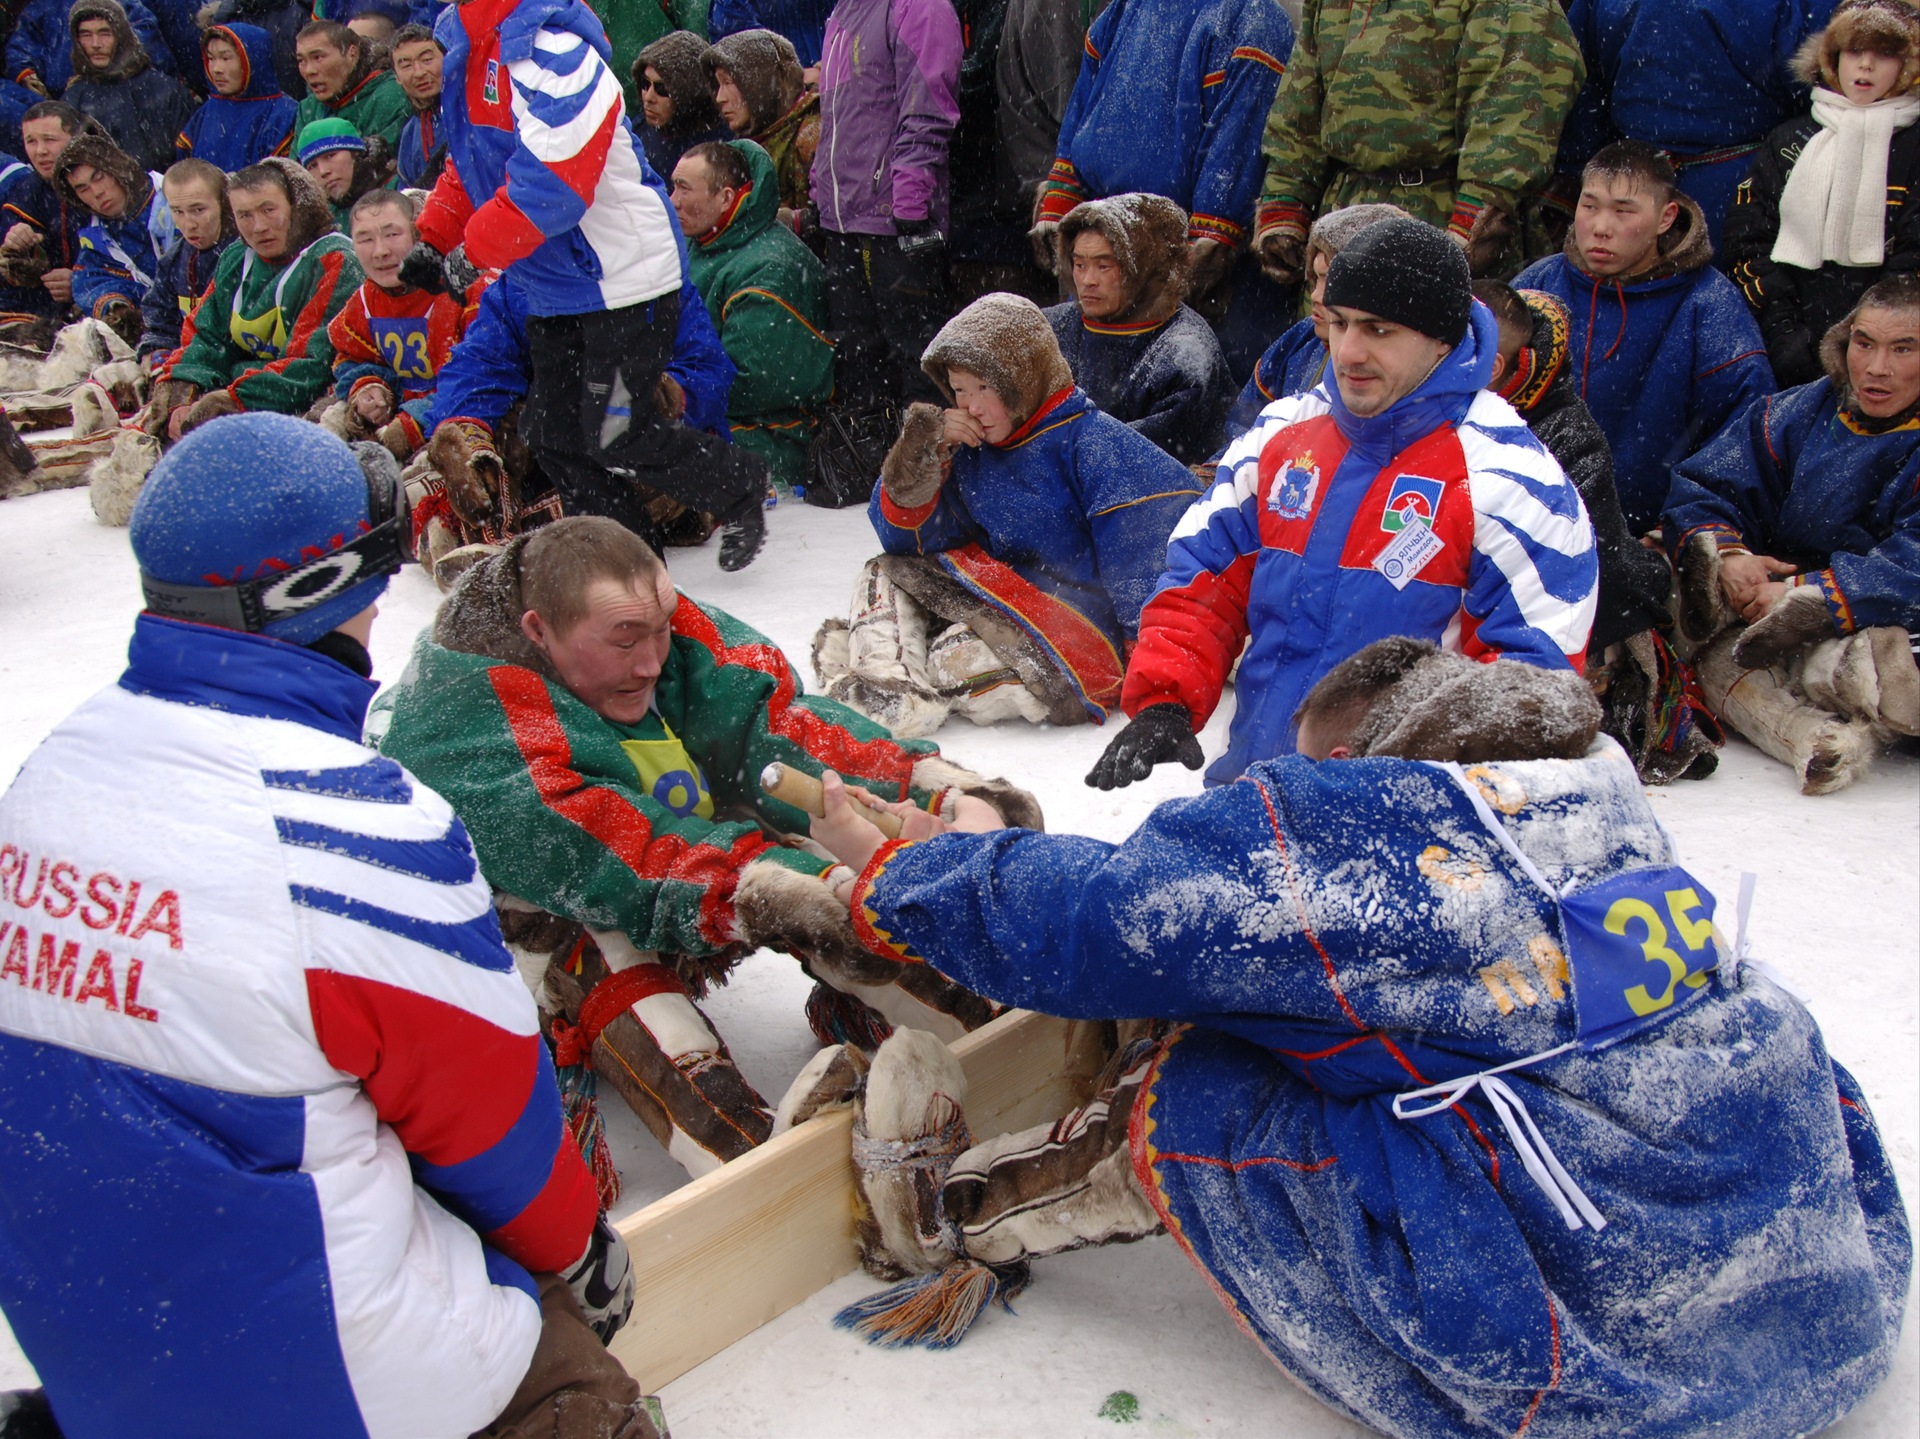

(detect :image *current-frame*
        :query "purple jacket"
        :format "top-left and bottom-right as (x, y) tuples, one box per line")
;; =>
(811, 0), (961, 236)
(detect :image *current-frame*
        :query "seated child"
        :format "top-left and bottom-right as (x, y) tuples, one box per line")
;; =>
(1514, 141), (1773, 535)
(818, 292), (1202, 739)
(178, 23), (300, 173)
(800, 636), (1912, 1439)
(54, 129), (173, 349)
(1725, 0), (1920, 388)
(136, 159), (237, 367)
(1666, 274), (1920, 794)
(327, 188), (465, 459)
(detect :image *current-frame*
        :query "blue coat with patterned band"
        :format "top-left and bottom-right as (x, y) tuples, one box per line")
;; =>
(849, 743), (1911, 1439)
(1663, 377), (1920, 637)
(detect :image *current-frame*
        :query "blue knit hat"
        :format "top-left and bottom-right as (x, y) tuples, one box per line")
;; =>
(130, 413), (396, 645)
(296, 117), (368, 166)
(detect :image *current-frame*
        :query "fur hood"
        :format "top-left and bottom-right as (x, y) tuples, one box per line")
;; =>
(1795, 0), (1920, 96)
(246, 156), (352, 261)
(51, 129), (151, 214)
(1566, 188), (1715, 280)
(638, 29), (722, 137)
(920, 292), (1076, 431)
(1305, 202), (1410, 281)
(67, 0), (151, 82)
(1056, 192), (1190, 325)
(1324, 638), (1603, 763)
(431, 533), (558, 675)
(703, 29), (804, 137)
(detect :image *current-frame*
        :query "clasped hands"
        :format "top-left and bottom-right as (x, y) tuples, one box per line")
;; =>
(1720, 551), (1799, 624)
(809, 771), (1002, 906)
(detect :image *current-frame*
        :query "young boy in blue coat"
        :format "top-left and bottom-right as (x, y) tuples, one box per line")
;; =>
(800, 637), (1912, 1439)
(53, 129), (174, 348)
(178, 23), (298, 172)
(1513, 141), (1773, 535)
(817, 291), (1201, 739)
(1666, 274), (1920, 792)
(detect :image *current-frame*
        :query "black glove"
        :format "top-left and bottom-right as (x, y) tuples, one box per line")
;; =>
(443, 243), (480, 295)
(1085, 702), (1203, 790)
(399, 240), (448, 295)
(561, 1211), (636, 1344)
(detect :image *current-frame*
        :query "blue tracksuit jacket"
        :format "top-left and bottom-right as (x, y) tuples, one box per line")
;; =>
(1041, 0), (1292, 247)
(849, 743), (1911, 1439)
(1513, 207), (1772, 535)
(1665, 377), (1920, 635)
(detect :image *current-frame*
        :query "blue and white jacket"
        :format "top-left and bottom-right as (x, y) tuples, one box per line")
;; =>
(71, 175), (175, 320)
(1123, 302), (1599, 784)
(416, 0), (684, 318)
(0, 616), (599, 1439)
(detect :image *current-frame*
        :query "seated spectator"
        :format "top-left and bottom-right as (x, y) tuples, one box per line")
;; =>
(178, 22), (298, 172)
(1255, 0), (1580, 284)
(327, 189), (463, 457)
(674, 138), (831, 495)
(703, 29), (817, 212)
(298, 117), (391, 228)
(145, 157), (362, 437)
(1091, 218), (1597, 790)
(0, 101), (98, 348)
(418, 270), (738, 576)
(820, 292), (1201, 737)
(806, 636), (1912, 1439)
(60, 0), (193, 176)
(1473, 279), (1716, 783)
(1667, 275), (1920, 794)
(1223, 202), (1406, 443)
(52, 127), (173, 348)
(811, 0), (960, 411)
(1030, 0), (1293, 375)
(586, 0), (706, 120)
(137, 158), (236, 366)
(636, 29), (728, 182)
(1725, 0), (1920, 389)
(1046, 193), (1232, 465)
(199, 0), (308, 101)
(376, 513), (1037, 1177)
(1513, 141), (1773, 536)
(389, 22), (443, 187)
(4, 0), (175, 97)
(293, 19), (409, 150)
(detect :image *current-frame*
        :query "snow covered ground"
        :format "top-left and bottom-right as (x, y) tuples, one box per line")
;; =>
(0, 487), (1914, 1437)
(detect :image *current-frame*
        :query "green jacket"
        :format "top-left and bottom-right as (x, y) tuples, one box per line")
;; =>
(1259, 0), (1583, 229)
(377, 582), (940, 959)
(296, 69), (412, 151)
(589, 0), (708, 120)
(689, 140), (833, 489)
(165, 231), (363, 414)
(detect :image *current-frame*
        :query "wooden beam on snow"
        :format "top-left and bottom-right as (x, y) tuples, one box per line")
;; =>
(607, 1010), (1108, 1392)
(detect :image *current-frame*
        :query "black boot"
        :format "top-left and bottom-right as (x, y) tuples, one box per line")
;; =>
(718, 501), (766, 571)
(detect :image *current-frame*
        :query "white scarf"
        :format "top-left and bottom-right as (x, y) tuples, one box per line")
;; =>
(1773, 87), (1920, 269)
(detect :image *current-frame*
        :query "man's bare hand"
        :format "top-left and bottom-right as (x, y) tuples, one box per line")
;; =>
(1720, 552), (1797, 614)
(3, 223), (36, 251)
(42, 267), (72, 303)
(351, 384), (393, 426)
(810, 770), (960, 877)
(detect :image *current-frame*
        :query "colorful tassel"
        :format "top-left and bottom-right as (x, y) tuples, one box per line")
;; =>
(833, 1259), (1029, 1350)
(806, 981), (894, 1052)
(557, 1055), (621, 1208)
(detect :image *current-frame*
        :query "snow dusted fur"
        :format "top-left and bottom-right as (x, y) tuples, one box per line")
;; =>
(908, 754), (1046, 831)
(1697, 631), (1884, 792)
(880, 403), (945, 508)
(772, 1041), (868, 1134)
(0, 319), (133, 402)
(733, 859), (907, 989)
(86, 427), (161, 525)
(920, 293), (1076, 429)
(1055, 193), (1192, 325)
(1795, 0), (1920, 95)
(1734, 584), (1839, 668)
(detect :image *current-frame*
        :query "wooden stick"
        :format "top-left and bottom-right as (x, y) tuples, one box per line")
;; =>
(760, 761), (904, 839)
(608, 1010), (1107, 1390)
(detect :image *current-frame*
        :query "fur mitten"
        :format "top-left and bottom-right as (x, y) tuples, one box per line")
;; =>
(1676, 532), (1735, 644)
(772, 1041), (870, 1134)
(732, 859), (907, 988)
(1733, 585), (1835, 669)
(427, 418), (501, 526)
(98, 300), (141, 351)
(0, 230), (48, 289)
(881, 403), (946, 509)
(177, 387), (240, 437)
(908, 755), (1045, 831)
(138, 378), (197, 437)
(1457, 205), (1515, 276)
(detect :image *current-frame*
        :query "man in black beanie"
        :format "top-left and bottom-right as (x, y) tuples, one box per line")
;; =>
(1090, 217), (1601, 789)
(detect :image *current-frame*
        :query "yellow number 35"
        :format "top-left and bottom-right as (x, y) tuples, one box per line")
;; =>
(1606, 888), (1717, 1017)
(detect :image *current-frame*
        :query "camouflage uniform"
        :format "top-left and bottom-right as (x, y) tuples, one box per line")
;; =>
(1255, 0), (1584, 266)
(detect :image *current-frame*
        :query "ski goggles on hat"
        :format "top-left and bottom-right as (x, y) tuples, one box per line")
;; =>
(138, 451), (406, 633)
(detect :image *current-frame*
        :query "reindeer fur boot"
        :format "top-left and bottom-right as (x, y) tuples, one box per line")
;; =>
(1733, 585), (1836, 669)
(86, 426), (162, 526)
(1676, 532), (1736, 646)
(850, 1029), (970, 1279)
(1695, 632), (1882, 794)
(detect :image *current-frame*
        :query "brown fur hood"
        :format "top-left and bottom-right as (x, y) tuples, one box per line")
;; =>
(1565, 188), (1714, 281)
(703, 29), (804, 136)
(67, 0), (151, 82)
(248, 156), (343, 258)
(432, 533), (559, 675)
(638, 29), (722, 135)
(51, 129), (150, 213)
(1305, 202), (1410, 280)
(920, 292), (1076, 430)
(1056, 192), (1190, 325)
(1795, 0), (1920, 95)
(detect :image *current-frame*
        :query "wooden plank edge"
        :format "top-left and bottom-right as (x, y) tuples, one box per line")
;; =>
(609, 1009), (1106, 1391)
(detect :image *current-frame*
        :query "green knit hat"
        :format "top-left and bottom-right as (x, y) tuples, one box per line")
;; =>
(297, 117), (367, 165)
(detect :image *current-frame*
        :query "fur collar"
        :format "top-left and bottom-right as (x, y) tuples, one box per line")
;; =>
(1565, 190), (1714, 283)
(432, 533), (558, 676)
